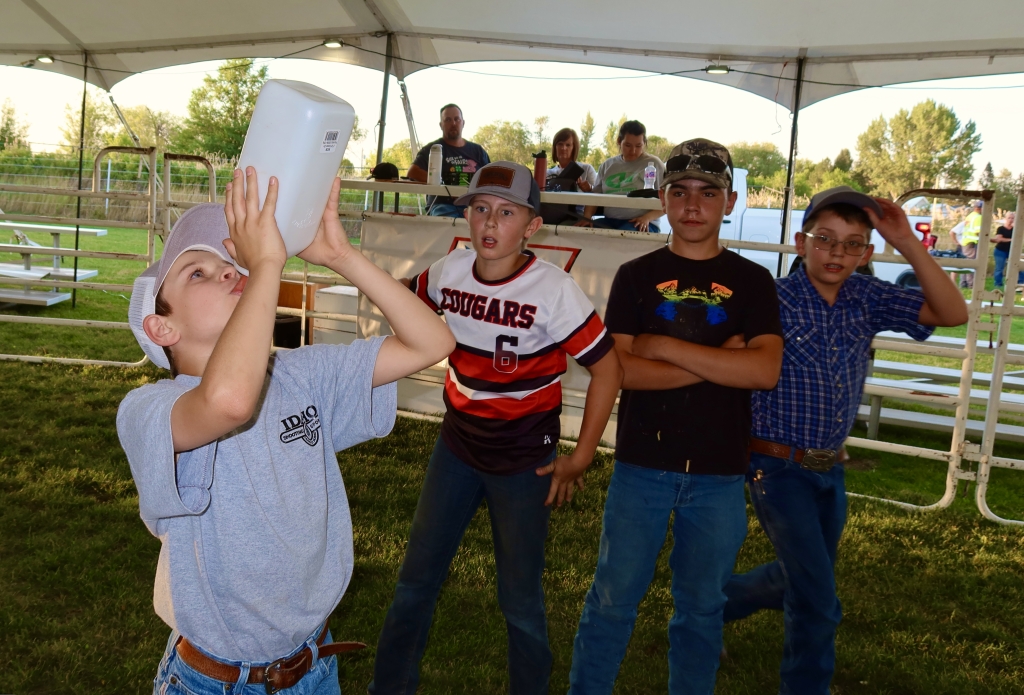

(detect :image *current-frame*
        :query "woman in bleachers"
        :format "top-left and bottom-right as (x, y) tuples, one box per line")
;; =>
(549, 127), (598, 192)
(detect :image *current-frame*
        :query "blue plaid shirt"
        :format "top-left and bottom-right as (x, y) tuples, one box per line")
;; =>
(751, 267), (933, 451)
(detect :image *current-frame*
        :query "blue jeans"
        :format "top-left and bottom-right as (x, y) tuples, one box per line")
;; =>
(723, 451), (847, 695)
(993, 246), (1023, 287)
(568, 461), (747, 695)
(153, 626), (340, 695)
(428, 203), (467, 218)
(592, 216), (660, 233)
(370, 436), (555, 695)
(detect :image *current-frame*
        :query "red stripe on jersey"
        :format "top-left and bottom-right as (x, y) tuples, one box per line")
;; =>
(449, 347), (567, 383)
(414, 268), (439, 311)
(445, 376), (563, 419)
(561, 313), (607, 358)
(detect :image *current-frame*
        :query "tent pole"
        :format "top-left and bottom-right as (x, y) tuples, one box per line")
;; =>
(777, 56), (805, 277)
(72, 52), (88, 308)
(399, 79), (420, 159)
(373, 33), (394, 212)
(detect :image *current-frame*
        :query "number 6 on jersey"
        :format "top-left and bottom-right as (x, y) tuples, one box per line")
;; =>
(494, 335), (519, 373)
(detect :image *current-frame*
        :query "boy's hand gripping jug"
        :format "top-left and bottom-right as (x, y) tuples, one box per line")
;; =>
(237, 79), (355, 257)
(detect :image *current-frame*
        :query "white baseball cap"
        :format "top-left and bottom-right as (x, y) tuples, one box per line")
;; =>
(128, 203), (247, 369)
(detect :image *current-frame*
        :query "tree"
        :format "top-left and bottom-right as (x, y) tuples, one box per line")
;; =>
(834, 148), (853, 172)
(645, 135), (674, 163)
(602, 115), (627, 158)
(729, 142), (786, 182)
(854, 100), (982, 198)
(0, 99), (29, 152)
(376, 138), (415, 172)
(108, 105), (181, 151)
(979, 162), (995, 190)
(59, 91), (117, 154)
(533, 116), (550, 153)
(472, 120), (534, 166)
(172, 58), (268, 159)
(579, 112), (595, 161)
(994, 168), (1024, 211)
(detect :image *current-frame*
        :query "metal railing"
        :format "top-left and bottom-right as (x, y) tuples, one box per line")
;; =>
(3, 165), (1023, 524)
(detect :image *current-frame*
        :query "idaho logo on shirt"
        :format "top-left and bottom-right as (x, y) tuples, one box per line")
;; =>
(280, 405), (321, 447)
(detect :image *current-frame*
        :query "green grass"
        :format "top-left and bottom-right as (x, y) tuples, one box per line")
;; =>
(2, 362), (1023, 694)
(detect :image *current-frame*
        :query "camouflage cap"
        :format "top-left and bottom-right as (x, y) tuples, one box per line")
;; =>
(662, 138), (733, 190)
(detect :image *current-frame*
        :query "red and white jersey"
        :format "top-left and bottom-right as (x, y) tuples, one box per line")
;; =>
(410, 248), (612, 473)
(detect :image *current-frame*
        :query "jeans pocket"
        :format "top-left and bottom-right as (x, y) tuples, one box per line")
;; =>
(157, 651), (223, 695)
(749, 455), (791, 498)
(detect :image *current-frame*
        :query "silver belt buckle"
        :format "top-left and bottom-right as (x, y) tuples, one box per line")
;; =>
(801, 448), (836, 472)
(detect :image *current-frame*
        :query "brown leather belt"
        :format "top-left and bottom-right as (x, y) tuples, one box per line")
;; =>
(175, 621), (365, 694)
(749, 437), (837, 472)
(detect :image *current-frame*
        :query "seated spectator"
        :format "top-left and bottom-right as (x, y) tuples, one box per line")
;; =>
(407, 104), (490, 218)
(577, 120), (665, 233)
(549, 128), (598, 192)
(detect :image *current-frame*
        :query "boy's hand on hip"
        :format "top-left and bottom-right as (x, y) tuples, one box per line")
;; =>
(298, 177), (355, 270)
(223, 167), (286, 271)
(537, 452), (590, 507)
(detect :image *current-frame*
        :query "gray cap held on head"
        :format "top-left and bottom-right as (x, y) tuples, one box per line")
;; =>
(804, 186), (883, 226)
(454, 161), (541, 213)
(128, 203), (246, 370)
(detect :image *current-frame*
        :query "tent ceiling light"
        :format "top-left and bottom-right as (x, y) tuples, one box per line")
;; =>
(37, 55), (54, 63)
(705, 64), (730, 74)
(323, 40), (342, 48)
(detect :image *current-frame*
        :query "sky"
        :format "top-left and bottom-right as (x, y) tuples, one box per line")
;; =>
(3, 57), (1024, 179)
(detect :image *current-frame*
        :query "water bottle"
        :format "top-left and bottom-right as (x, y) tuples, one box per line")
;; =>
(427, 144), (443, 185)
(643, 163), (657, 190)
(532, 150), (547, 190)
(236, 79), (355, 257)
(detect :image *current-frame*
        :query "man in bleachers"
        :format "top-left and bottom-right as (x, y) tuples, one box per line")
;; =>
(407, 104), (490, 218)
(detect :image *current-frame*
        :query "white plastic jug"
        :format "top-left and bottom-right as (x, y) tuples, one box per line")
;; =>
(237, 79), (355, 257)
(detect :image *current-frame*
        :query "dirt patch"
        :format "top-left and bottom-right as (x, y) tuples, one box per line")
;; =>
(844, 457), (879, 472)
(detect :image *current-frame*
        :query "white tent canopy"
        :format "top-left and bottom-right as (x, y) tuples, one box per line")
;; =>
(4, 0), (1024, 108)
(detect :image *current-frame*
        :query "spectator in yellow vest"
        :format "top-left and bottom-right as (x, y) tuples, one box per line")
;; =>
(959, 200), (983, 289)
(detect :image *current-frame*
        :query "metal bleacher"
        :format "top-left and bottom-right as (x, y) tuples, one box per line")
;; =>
(0, 218), (105, 306)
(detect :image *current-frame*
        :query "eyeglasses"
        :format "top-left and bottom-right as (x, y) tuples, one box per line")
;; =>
(665, 154), (731, 179)
(801, 232), (870, 256)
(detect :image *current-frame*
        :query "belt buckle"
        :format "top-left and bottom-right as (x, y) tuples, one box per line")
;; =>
(801, 448), (836, 472)
(264, 658), (286, 695)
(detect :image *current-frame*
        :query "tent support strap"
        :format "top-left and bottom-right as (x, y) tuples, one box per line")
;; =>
(72, 51), (88, 307)
(373, 33), (394, 212)
(777, 56), (805, 277)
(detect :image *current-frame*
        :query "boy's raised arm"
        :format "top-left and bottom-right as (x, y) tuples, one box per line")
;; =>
(867, 198), (968, 328)
(298, 178), (455, 386)
(171, 169), (286, 452)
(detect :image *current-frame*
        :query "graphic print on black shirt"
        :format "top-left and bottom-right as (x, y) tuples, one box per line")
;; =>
(604, 247), (782, 475)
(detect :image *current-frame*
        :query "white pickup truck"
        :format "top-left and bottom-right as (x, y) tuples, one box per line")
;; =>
(656, 168), (938, 287)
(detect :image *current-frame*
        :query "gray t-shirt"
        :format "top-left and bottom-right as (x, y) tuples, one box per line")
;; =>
(117, 338), (397, 662)
(594, 153), (665, 220)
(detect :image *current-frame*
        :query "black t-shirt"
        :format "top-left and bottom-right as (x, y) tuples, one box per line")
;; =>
(605, 247), (782, 475)
(995, 226), (1014, 254)
(413, 138), (490, 208)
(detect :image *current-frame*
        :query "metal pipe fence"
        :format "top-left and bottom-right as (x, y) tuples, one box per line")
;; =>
(2, 163), (1022, 524)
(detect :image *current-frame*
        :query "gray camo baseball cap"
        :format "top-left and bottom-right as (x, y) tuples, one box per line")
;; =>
(454, 161), (541, 213)
(128, 203), (246, 369)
